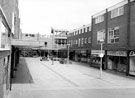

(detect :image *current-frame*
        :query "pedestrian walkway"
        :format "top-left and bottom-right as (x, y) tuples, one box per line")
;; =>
(8, 57), (135, 98)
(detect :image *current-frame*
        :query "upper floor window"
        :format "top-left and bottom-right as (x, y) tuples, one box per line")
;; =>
(78, 30), (79, 35)
(88, 37), (91, 43)
(82, 29), (84, 33)
(78, 38), (80, 47)
(85, 38), (87, 43)
(95, 15), (104, 24)
(108, 26), (119, 44)
(111, 6), (124, 19)
(87, 27), (89, 32)
(80, 29), (82, 33)
(89, 26), (91, 31)
(76, 31), (78, 35)
(83, 28), (85, 33)
(97, 30), (105, 44)
(76, 40), (78, 45)
(81, 38), (84, 46)
(86, 27), (88, 32)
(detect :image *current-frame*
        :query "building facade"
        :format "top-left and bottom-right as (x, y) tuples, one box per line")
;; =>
(51, 29), (68, 58)
(67, 0), (135, 76)
(91, 0), (135, 75)
(0, 0), (16, 98)
(67, 24), (91, 62)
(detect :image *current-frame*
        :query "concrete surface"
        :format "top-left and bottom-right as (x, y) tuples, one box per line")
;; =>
(8, 57), (135, 98)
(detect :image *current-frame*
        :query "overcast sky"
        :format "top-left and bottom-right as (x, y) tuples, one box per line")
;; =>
(19, 0), (123, 35)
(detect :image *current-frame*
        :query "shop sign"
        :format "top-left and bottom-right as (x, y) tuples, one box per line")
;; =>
(129, 51), (135, 56)
(81, 50), (86, 53)
(107, 51), (127, 56)
(91, 50), (105, 55)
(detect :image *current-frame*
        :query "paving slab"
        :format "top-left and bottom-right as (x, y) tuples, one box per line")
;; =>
(8, 57), (135, 98)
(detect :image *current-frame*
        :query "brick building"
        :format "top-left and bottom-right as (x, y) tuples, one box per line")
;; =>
(91, 0), (135, 76)
(67, 24), (91, 62)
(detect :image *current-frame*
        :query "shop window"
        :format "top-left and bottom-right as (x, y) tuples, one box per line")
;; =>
(120, 57), (127, 65)
(108, 26), (119, 44)
(95, 15), (104, 24)
(111, 6), (124, 19)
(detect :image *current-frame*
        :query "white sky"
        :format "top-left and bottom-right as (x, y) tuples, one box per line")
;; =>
(19, 0), (123, 35)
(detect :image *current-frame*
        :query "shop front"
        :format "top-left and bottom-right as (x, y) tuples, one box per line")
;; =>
(129, 51), (135, 75)
(90, 50), (105, 68)
(75, 50), (81, 62)
(107, 51), (127, 73)
(80, 50), (87, 62)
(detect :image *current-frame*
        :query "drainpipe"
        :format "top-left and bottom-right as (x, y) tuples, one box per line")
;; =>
(105, 9), (108, 70)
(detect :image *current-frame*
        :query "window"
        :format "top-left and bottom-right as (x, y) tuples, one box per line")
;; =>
(75, 31), (78, 35)
(97, 30), (105, 44)
(78, 39), (81, 47)
(82, 29), (84, 33)
(89, 26), (91, 31)
(88, 37), (91, 43)
(87, 27), (89, 32)
(80, 29), (82, 33)
(31, 34), (35, 37)
(81, 38), (84, 46)
(108, 26), (119, 44)
(76, 40), (78, 45)
(44, 42), (47, 47)
(111, 6), (124, 18)
(83, 28), (85, 33)
(95, 15), (104, 24)
(64, 39), (67, 44)
(78, 30), (79, 34)
(85, 38), (87, 43)
(86, 27), (87, 32)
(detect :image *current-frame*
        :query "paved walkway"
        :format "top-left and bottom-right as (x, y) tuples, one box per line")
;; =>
(8, 57), (135, 98)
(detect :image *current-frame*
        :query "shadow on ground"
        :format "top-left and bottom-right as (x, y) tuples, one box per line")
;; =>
(12, 57), (34, 84)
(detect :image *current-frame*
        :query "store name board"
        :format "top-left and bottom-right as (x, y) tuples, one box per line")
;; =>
(91, 50), (105, 55)
(107, 51), (127, 56)
(129, 51), (135, 56)
(81, 50), (86, 53)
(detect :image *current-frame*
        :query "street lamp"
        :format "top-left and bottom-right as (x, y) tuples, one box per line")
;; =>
(67, 44), (70, 64)
(99, 41), (104, 78)
(51, 27), (54, 65)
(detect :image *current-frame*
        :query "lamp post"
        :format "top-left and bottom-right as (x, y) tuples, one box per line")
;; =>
(67, 44), (70, 64)
(51, 28), (54, 65)
(99, 42), (104, 78)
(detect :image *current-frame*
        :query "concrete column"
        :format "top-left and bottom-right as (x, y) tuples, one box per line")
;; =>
(5, 29), (9, 49)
